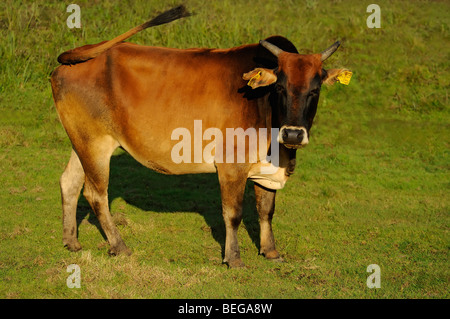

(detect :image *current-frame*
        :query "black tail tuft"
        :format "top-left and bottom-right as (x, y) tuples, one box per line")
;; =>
(143, 5), (191, 29)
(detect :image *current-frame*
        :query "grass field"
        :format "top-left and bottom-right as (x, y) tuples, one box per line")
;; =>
(0, 0), (448, 299)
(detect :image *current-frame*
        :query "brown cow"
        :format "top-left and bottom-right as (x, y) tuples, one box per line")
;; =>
(51, 5), (350, 267)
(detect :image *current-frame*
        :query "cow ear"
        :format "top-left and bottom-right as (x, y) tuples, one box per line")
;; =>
(243, 68), (277, 89)
(323, 68), (352, 86)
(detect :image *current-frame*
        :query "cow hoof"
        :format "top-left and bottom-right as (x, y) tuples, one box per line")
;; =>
(108, 243), (132, 256)
(64, 240), (82, 252)
(226, 259), (246, 269)
(262, 250), (283, 261)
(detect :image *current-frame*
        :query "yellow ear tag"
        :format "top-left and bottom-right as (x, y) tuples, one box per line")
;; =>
(336, 70), (352, 85)
(247, 71), (262, 87)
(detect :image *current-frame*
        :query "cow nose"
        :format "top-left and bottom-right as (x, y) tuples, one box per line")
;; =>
(284, 128), (303, 143)
(296, 130), (304, 142)
(279, 127), (309, 147)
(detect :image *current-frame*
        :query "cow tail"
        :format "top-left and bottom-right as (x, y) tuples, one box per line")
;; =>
(57, 5), (191, 65)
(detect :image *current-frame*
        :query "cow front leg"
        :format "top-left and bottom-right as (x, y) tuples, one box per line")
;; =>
(218, 169), (247, 268)
(254, 183), (282, 261)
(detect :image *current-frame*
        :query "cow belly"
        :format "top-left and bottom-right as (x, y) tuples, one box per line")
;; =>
(118, 139), (217, 175)
(143, 160), (218, 175)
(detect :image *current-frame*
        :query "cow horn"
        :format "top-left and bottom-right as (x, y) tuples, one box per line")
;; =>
(260, 40), (284, 58)
(321, 41), (340, 62)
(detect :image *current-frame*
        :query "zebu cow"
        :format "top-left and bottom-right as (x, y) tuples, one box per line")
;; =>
(51, 6), (350, 267)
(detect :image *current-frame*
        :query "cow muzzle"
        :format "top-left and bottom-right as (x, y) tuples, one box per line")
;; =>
(278, 126), (309, 149)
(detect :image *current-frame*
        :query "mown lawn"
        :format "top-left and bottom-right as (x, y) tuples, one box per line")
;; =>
(0, 0), (448, 298)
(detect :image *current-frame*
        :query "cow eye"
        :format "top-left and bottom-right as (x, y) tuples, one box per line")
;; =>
(309, 88), (320, 96)
(275, 84), (285, 94)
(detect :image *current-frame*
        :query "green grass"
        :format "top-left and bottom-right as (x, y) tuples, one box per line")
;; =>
(0, 0), (449, 298)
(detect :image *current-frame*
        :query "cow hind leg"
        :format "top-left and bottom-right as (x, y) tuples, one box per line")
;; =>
(254, 183), (283, 261)
(77, 136), (131, 256)
(61, 149), (85, 252)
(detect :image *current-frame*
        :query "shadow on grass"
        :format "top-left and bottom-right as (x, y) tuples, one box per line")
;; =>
(75, 151), (261, 258)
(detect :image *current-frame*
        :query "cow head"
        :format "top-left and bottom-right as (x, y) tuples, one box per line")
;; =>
(243, 39), (350, 149)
